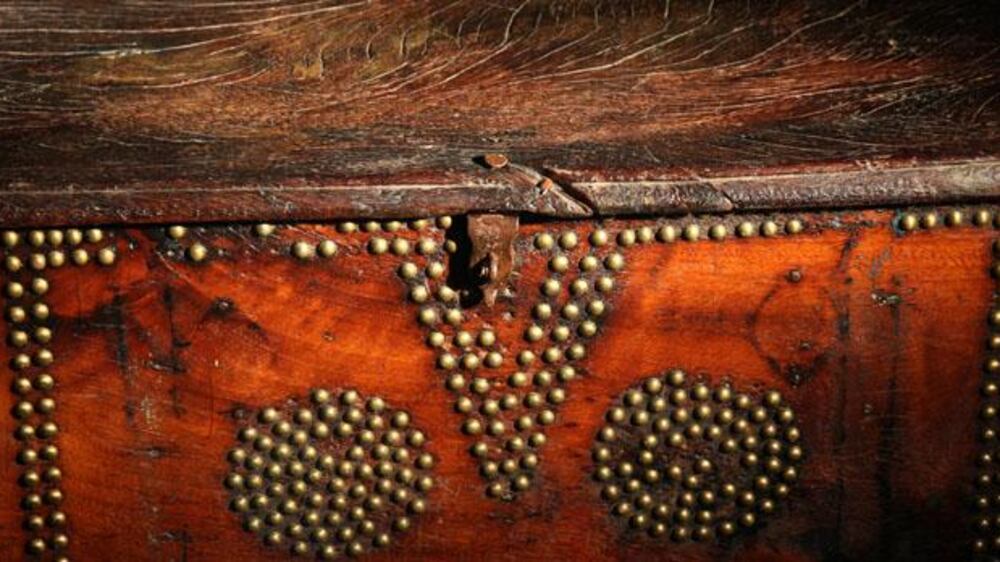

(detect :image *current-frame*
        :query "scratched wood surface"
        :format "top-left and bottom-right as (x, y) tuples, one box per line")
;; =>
(0, 210), (990, 561)
(1, 1), (998, 226)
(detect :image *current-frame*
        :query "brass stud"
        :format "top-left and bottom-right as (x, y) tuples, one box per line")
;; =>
(65, 229), (83, 245)
(760, 221), (779, 237)
(637, 226), (654, 243)
(709, 224), (727, 241)
(549, 255), (569, 273)
(318, 240), (338, 257)
(682, 224), (700, 242)
(97, 247), (116, 266)
(605, 253), (625, 271)
(167, 225), (188, 240)
(590, 230), (609, 246)
(617, 230), (637, 247)
(390, 238), (410, 256)
(71, 248), (89, 265)
(188, 243), (209, 262)
(657, 225), (677, 243)
(47, 251), (65, 268)
(559, 232), (579, 250)
(254, 224), (276, 237)
(785, 219), (804, 234)
(368, 238), (389, 255)
(534, 233), (555, 250)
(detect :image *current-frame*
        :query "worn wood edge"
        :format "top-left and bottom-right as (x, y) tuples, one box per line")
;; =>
(1, 160), (998, 228)
(567, 160), (1000, 216)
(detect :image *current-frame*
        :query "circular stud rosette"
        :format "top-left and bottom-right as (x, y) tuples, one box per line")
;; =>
(593, 370), (803, 542)
(225, 388), (435, 559)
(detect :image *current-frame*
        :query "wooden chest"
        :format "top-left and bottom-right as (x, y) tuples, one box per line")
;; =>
(1, 2), (998, 561)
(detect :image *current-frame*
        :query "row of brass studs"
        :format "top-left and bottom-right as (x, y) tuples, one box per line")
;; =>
(3, 228), (117, 560)
(3, 228), (117, 268)
(974, 236), (1000, 556)
(593, 370), (803, 543)
(897, 208), (998, 232)
(164, 219), (443, 263)
(894, 208), (1000, 557)
(225, 389), (434, 560)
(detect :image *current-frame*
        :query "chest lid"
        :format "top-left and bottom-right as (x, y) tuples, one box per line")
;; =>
(1, 1), (997, 227)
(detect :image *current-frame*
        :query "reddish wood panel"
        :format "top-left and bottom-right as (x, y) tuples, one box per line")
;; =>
(0, 210), (992, 561)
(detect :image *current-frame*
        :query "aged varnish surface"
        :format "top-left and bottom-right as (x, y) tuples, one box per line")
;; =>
(1, 210), (998, 561)
(0, 0), (998, 225)
(2, 1), (1000, 561)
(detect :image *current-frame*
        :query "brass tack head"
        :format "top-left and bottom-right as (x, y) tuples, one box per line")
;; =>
(919, 213), (938, 229)
(167, 225), (187, 240)
(656, 225), (677, 243)
(559, 232), (579, 250)
(590, 229), (609, 246)
(85, 228), (104, 243)
(291, 241), (315, 260)
(5, 255), (22, 272)
(65, 228), (83, 245)
(637, 226), (654, 243)
(97, 247), (116, 266)
(541, 278), (561, 296)
(605, 253), (625, 271)
(709, 224), (727, 240)
(760, 221), (779, 237)
(71, 248), (89, 265)
(6, 281), (24, 298)
(534, 233), (555, 250)
(398, 262), (419, 280)
(436, 216), (453, 229)
(188, 243), (209, 262)
(28, 230), (45, 246)
(945, 210), (963, 226)
(617, 230), (637, 247)
(416, 238), (436, 255)
(2, 230), (18, 247)
(682, 224), (700, 242)
(785, 219), (804, 234)
(317, 240), (338, 257)
(737, 222), (755, 237)
(390, 238), (410, 256)
(29, 253), (46, 270)
(549, 255), (569, 273)
(368, 238), (389, 255)
(254, 223), (276, 237)
(974, 209), (993, 226)
(31, 277), (49, 295)
(31, 302), (50, 320)
(47, 250), (65, 268)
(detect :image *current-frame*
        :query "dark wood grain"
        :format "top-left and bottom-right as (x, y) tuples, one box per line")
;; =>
(0, 1), (998, 226)
(0, 210), (991, 561)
